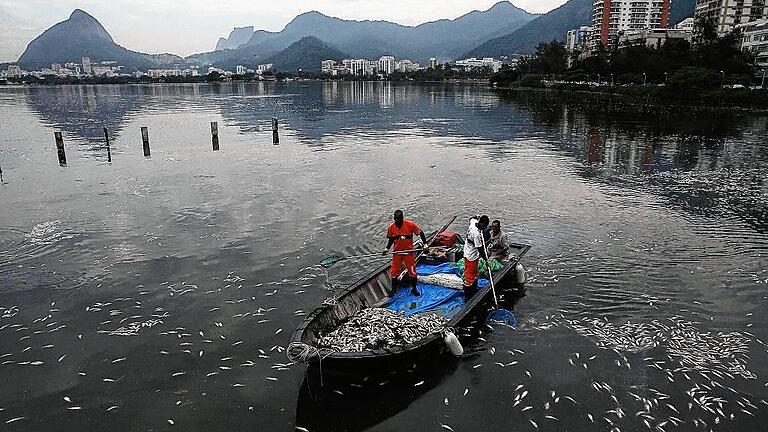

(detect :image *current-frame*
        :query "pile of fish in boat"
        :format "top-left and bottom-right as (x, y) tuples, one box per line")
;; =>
(317, 308), (446, 352)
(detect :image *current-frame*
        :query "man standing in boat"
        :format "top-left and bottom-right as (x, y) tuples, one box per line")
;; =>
(464, 215), (490, 301)
(383, 210), (427, 296)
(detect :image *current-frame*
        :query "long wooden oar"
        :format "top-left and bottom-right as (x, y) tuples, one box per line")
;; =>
(321, 247), (448, 269)
(397, 215), (458, 281)
(480, 228), (499, 307)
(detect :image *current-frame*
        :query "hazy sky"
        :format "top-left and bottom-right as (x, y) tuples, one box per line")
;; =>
(0, 0), (568, 62)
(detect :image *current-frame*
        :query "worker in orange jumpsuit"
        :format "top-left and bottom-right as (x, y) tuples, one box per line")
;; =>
(382, 210), (427, 296)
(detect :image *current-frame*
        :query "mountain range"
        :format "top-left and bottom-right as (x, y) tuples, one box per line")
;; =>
(192, 1), (537, 69)
(14, 1), (697, 73)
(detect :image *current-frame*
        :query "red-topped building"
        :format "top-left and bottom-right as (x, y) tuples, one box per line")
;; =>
(589, 0), (672, 49)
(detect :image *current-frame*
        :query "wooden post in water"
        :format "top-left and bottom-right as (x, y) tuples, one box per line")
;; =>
(211, 121), (220, 151)
(104, 127), (112, 162)
(141, 127), (150, 157)
(54, 132), (67, 165)
(271, 117), (279, 145)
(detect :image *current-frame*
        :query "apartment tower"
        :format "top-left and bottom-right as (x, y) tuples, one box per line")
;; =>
(694, 0), (768, 36)
(590, 0), (672, 48)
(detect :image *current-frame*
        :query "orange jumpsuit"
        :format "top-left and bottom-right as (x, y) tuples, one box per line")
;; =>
(387, 220), (422, 278)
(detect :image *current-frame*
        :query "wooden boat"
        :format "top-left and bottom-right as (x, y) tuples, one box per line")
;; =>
(288, 237), (531, 380)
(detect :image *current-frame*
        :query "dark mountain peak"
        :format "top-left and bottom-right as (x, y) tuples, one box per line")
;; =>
(291, 35), (331, 49)
(69, 9), (96, 21)
(489, 1), (524, 11)
(289, 10), (334, 24)
(17, 9), (151, 71)
(260, 35), (349, 72)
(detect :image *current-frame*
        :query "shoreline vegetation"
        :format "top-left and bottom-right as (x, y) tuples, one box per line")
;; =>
(493, 85), (768, 113)
(489, 18), (768, 111)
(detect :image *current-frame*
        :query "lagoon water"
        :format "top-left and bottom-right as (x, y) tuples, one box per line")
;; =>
(0, 82), (767, 431)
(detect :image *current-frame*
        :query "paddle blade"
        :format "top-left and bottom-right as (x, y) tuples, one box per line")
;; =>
(320, 256), (344, 268)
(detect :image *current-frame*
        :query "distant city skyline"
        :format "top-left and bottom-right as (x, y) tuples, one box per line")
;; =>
(0, 0), (568, 62)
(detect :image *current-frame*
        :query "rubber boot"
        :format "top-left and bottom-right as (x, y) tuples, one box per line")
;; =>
(410, 275), (420, 297)
(463, 282), (478, 303)
(390, 276), (400, 295)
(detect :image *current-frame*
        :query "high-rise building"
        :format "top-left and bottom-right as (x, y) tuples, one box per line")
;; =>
(236, 65), (247, 75)
(695, 0), (768, 36)
(566, 26), (592, 50)
(428, 57), (439, 69)
(378, 56), (396, 75)
(738, 19), (768, 72)
(321, 60), (337, 74)
(346, 59), (374, 76)
(674, 17), (695, 31)
(590, 0), (671, 49)
(7, 65), (22, 78)
(81, 57), (92, 75)
(454, 57), (503, 72)
(395, 59), (420, 72)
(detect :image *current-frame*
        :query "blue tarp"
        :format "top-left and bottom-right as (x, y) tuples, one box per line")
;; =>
(384, 283), (465, 317)
(415, 263), (462, 276)
(384, 264), (490, 318)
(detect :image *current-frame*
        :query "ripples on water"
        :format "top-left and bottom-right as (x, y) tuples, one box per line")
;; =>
(0, 82), (767, 431)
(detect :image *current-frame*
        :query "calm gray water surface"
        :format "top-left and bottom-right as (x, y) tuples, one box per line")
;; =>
(0, 82), (767, 431)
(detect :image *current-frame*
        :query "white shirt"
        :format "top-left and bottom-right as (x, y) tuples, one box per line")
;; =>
(463, 218), (484, 261)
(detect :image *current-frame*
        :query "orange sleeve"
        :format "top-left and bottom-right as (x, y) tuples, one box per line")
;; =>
(386, 224), (394, 238)
(410, 221), (421, 235)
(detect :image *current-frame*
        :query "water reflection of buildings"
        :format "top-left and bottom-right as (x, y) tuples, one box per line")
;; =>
(320, 81), (400, 108)
(552, 104), (768, 176)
